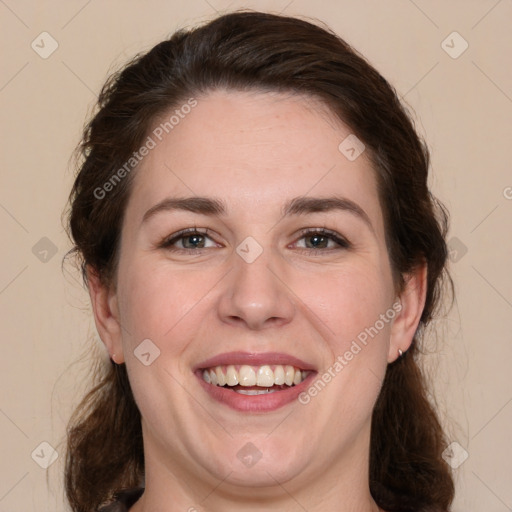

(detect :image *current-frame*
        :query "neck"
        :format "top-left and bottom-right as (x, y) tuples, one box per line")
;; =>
(131, 424), (381, 512)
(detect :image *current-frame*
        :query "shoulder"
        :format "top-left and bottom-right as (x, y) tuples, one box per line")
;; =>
(97, 488), (144, 512)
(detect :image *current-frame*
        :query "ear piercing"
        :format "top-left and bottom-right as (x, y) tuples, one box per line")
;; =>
(398, 349), (403, 358)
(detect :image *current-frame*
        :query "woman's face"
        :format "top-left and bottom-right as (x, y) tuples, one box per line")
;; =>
(94, 89), (422, 495)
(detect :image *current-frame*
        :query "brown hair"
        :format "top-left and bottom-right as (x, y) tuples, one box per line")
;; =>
(65, 10), (454, 512)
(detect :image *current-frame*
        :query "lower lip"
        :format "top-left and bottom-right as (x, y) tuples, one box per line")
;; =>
(195, 372), (316, 412)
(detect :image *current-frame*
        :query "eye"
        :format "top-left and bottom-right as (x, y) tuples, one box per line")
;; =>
(293, 229), (351, 251)
(160, 228), (218, 251)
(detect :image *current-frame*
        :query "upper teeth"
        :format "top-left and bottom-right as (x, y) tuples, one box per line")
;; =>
(202, 364), (309, 387)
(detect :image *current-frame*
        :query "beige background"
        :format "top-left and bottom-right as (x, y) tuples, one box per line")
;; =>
(1, 0), (511, 510)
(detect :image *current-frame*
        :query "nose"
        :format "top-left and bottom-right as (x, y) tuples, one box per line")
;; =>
(217, 248), (295, 330)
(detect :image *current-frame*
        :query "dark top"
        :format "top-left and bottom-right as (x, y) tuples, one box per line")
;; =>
(98, 489), (144, 511)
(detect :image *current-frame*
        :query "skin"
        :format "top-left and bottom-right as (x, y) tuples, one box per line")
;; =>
(88, 89), (426, 512)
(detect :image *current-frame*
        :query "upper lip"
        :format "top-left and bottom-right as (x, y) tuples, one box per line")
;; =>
(195, 351), (317, 371)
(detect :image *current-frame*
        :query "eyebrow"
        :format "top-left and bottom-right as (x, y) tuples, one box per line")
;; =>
(283, 196), (374, 232)
(142, 197), (226, 224)
(142, 195), (373, 231)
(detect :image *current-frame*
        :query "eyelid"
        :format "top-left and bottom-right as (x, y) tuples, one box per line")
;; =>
(159, 227), (351, 252)
(292, 228), (352, 250)
(160, 227), (217, 249)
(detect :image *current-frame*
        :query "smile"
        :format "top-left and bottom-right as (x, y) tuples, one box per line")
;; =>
(201, 364), (311, 394)
(195, 351), (316, 411)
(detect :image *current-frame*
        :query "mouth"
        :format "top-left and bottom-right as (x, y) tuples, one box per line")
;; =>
(194, 352), (317, 412)
(201, 364), (311, 394)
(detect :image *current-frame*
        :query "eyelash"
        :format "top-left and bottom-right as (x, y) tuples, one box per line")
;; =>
(294, 228), (351, 252)
(159, 227), (351, 254)
(159, 228), (214, 253)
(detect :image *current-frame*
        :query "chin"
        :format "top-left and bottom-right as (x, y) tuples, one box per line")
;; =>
(202, 437), (311, 488)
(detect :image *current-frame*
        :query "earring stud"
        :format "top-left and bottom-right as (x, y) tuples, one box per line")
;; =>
(398, 349), (403, 357)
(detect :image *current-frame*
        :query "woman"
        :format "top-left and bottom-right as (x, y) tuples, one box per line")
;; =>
(65, 10), (455, 512)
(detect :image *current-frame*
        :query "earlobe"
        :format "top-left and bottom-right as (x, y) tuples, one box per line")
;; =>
(388, 263), (427, 363)
(86, 265), (125, 364)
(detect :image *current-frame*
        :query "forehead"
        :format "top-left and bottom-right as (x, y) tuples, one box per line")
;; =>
(127, 89), (382, 226)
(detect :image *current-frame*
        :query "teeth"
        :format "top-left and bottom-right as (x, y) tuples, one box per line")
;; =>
(256, 365), (274, 387)
(226, 365), (239, 386)
(285, 365), (295, 386)
(215, 366), (226, 386)
(239, 365), (256, 386)
(274, 365), (285, 385)
(201, 364), (309, 388)
(235, 388), (277, 395)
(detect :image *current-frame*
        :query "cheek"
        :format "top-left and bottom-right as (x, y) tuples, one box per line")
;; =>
(295, 262), (394, 347)
(300, 266), (394, 420)
(116, 257), (218, 350)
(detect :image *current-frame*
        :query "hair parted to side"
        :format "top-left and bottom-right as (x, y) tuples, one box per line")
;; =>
(66, 10), (454, 512)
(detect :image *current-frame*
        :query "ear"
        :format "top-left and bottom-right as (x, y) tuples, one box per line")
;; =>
(388, 263), (427, 363)
(86, 265), (125, 364)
